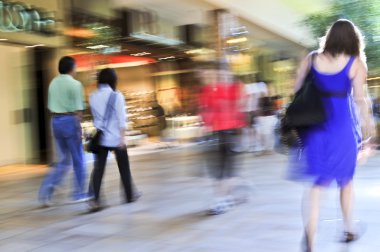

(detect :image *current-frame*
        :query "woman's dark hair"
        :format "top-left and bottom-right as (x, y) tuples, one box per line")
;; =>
(321, 19), (364, 57)
(98, 68), (117, 90)
(58, 56), (76, 74)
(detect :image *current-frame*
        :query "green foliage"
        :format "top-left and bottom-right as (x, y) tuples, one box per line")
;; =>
(303, 0), (380, 71)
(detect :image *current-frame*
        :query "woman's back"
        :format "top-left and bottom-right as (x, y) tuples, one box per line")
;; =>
(312, 53), (355, 94)
(313, 53), (351, 74)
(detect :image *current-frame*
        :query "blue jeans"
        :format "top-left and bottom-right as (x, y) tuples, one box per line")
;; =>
(39, 115), (86, 201)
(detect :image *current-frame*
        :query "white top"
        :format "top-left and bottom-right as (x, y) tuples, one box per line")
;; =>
(89, 84), (127, 147)
(244, 82), (268, 112)
(256, 115), (278, 134)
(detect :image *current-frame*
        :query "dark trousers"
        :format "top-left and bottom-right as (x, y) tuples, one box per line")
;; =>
(206, 130), (237, 180)
(90, 146), (133, 203)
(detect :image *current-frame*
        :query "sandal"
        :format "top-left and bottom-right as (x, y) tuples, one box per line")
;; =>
(342, 232), (359, 243)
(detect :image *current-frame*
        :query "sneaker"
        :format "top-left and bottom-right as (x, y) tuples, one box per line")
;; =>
(88, 200), (103, 213)
(224, 196), (236, 209)
(207, 199), (229, 215)
(69, 196), (91, 204)
(207, 204), (227, 215)
(38, 186), (54, 208)
(39, 198), (53, 208)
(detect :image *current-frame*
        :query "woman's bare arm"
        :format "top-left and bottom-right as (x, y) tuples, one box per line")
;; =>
(352, 58), (376, 141)
(294, 54), (313, 92)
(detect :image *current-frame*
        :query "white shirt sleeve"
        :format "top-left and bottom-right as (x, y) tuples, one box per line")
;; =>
(89, 94), (102, 130)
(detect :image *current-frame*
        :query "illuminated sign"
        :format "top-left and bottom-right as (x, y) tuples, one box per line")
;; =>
(0, 1), (55, 34)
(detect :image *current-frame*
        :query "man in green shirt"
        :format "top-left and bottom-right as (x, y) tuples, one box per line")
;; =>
(39, 56), (87, 206)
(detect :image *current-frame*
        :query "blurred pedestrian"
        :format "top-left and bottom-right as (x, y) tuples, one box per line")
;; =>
(256, 96), (277, 154)
(291, 19), (376, 251)
(235, 75), (268, 152)
(88, 68), (138, 212)
(39, 56), (87, 206)
(199, 62), (246, 215)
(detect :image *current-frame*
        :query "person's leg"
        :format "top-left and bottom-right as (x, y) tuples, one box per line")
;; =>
(340, 180), (354, 233)
(71, 145), (86, 199)
(88, 163), (95, 199)
(66, 122), (86, 200)
(39, 119), (71, 203)
(263, 133), (273, 153)
(303, 186), (322, 250)
(255, 118), (264, 152)
(114, 147), (134, 202)
(208, 131), (231, 215)
(91, 147), (108, 204)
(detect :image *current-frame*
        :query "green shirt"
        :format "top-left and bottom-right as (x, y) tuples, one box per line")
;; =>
(48, 74), (85, 113)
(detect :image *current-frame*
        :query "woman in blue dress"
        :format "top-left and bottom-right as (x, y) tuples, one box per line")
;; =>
(293, 19), (375, 251)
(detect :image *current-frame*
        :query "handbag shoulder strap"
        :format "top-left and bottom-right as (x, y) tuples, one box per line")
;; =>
(308, 51), (318, 71)
(102, 92), (117, 128)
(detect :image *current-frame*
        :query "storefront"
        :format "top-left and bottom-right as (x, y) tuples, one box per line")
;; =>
(66, 6), (205, 144)
(0, 0), (67, 165)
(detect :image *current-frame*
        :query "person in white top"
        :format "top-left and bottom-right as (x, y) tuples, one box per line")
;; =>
(88, 68), (137, 212)
(256, 96), (277, 153)
(235, 77), (269, 152)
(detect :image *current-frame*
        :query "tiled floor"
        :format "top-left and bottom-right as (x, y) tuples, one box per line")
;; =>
(1, 147), (380, 252)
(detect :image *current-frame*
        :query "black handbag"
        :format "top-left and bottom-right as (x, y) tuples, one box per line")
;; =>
(87, 92), (117, 153)
(279, 53), (325, 151)
(284, 70), (325, 128)
(278, 53), (349, 153)
(87, 129), (103, 154)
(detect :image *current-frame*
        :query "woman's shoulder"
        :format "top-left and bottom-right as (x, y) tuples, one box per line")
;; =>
(352, 56), (367, 69)
(349, 56), (367, 78)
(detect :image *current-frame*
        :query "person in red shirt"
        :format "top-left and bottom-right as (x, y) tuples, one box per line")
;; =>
(199, 63), (247, 215)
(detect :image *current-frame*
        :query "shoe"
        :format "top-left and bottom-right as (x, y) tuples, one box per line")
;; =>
(126, 191), (143, 203)
(342, 232), (359, 243)
(88, 200), (103, 213)
(231, 147), (247, 153)
(207, 199), (229, 215)
(207, 205), (227, 215)
(69, 196), (91, 204)
(40, 199), (53, 208)
(224, 196), (236, 209)
(302, 232), (312, 252)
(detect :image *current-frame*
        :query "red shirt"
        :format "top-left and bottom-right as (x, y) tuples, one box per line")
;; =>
(200, 83), (246, 131)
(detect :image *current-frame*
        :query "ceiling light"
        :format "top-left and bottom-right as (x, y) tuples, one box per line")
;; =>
(0, 38), (8, 41)
(186, 48), (215, 55)
(25, 44), (45, 48)
(92, 26), (110, 30)
(158, 56), (175, 60)
(86, 45), (109, 50)
(130, 52), (151, 56)
(226, 37), (248, 44)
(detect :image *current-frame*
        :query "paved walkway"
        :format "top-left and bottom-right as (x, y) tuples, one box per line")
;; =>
(1, 147), (380, 252)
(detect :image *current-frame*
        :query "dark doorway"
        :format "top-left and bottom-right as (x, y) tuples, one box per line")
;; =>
(33, 47), (54, 163)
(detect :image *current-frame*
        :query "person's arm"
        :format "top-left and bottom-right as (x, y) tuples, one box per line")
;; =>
(89, 95), (100, 129)
(294, 53), (313, 92)
(73, 82), (86, 121)
(352, 58), (376, 142)
(115, 93), (127, 148)
(47, 85), (53, 112)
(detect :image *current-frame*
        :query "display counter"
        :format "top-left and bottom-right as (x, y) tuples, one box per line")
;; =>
(165, 115), (205, 140)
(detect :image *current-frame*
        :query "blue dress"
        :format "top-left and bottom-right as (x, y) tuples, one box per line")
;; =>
(291, 56), (361, 187)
